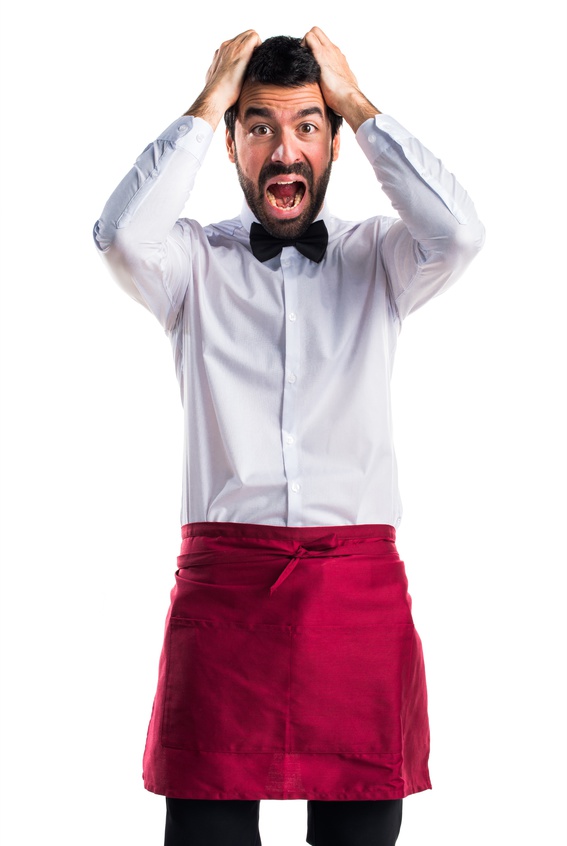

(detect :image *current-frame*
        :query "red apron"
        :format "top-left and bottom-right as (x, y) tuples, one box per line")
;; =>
(142, 522), (431, 800)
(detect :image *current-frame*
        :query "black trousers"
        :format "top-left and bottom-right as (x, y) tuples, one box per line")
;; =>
(164, 797), (403, 846)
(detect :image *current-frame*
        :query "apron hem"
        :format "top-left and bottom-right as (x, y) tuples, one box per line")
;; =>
(143, 782), (432, 801)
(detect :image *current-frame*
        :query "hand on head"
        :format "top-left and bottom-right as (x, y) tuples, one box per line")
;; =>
(301, 27), (359, 117)
(186, 27), (378, 134)
(302, 27), (380, 129)
(185, 30), (261, 129)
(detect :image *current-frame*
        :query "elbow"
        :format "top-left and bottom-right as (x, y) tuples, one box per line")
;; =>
(456, 217), (485, 257)
(91, 219), (149, 308)
(418, 216), (485, 272)
(416, 218), (485, 292)
(93, 215), (123, 255)
(93, 218), (108, 253)
(443, 217), (486, 270)
(92, 218), (143, 269)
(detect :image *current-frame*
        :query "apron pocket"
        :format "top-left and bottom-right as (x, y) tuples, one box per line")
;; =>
(161, 617), (291, 752)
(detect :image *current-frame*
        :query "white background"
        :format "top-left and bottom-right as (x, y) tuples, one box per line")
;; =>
(1, 0), (566, 844)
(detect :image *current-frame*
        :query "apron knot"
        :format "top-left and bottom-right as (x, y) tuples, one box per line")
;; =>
(269, 533), (339, 596)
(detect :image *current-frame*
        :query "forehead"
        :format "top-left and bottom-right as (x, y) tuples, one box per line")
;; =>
(237, 81), (328, 123)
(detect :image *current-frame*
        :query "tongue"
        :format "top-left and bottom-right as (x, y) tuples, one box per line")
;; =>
(271, 182), (298, 200)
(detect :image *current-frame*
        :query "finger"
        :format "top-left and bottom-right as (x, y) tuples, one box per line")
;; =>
(232, 29), (262, 50)
(216, 30), (259, 58)
(310, 26), (328, 40)
(206, 30), (259, 77)
(304, 26), (330, 47)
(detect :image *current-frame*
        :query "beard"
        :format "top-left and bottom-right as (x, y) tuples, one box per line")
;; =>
(234, 147), (333, 240)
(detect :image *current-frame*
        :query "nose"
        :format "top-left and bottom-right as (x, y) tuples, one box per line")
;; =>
(270, 128), (302, 165)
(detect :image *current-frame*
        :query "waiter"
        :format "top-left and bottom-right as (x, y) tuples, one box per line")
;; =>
(94, 27), (484, 846)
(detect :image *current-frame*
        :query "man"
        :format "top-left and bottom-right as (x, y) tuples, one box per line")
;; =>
(94, 27), (484, 846)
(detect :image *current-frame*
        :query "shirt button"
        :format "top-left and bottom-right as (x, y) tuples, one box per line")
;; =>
(289, 312), (297, 322)
(287, 373), (297, 384)
(368, 133), (377, 143)
(177, 124), (188, 133)
(196, 133), (204, 142)
(285, 435), (295, 445)
(291, 482), (301, 493)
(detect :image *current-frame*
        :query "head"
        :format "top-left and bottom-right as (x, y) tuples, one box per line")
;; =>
(225, 36), (342, 239)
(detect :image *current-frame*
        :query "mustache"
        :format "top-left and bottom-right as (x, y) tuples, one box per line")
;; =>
(259, 161), (313, 186)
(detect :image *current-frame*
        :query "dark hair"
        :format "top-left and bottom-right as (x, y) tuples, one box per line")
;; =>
(224, 36), (343, 139)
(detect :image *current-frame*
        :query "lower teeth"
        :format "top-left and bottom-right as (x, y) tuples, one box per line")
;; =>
(267, 188), (304, 209)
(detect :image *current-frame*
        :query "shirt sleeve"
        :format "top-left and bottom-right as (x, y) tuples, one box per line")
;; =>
(356, 115), (485, 321)
(93, 115), (214, 331)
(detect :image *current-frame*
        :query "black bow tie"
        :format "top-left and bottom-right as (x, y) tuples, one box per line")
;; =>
(249, 220), (328, 263)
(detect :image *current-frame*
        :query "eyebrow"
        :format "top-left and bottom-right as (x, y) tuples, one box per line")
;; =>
(296, 107), (325, 120)
(242, 106), (325, 122)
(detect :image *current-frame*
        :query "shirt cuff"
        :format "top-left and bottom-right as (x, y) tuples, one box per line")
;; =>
(356, 114), (413, 160)
(157, 115), (214, 162)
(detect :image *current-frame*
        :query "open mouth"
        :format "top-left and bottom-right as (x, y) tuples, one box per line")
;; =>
(266, 180), (306, 210)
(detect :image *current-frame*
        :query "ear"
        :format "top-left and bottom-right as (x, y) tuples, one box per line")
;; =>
(331, 129), (340, 162)
(226, 127), (236, 164)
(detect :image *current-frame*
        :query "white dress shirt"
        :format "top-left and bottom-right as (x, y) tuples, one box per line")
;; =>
(94, 114), (484, 528)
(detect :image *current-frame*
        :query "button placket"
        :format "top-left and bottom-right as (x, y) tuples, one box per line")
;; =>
(280, 252), (302, 523)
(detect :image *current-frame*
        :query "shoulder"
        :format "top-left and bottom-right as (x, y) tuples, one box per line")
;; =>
(326, 212), (398, 254)
(175, 214), (251, 251)
(205, 215), (250, 248)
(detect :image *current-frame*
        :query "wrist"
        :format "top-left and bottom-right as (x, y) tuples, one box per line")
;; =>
(185, 86), (233, 131)
(336, 89), (381, 133)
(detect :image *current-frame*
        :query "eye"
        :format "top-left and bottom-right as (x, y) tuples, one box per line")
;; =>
(299, 123), (317, 134)
(251, 124), (272, 137)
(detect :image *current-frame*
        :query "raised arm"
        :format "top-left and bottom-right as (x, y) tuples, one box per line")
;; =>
(93, 31), (260, 329)
(304, 27), (485, 320)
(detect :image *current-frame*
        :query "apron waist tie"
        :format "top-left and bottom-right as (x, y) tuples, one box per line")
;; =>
(269, 534), (339, 596)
